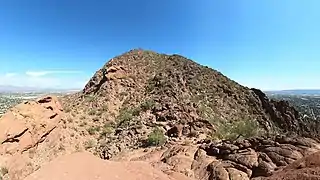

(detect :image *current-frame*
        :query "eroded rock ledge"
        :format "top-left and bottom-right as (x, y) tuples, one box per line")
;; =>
(0, 96), (64, 180)
(198, 135), (320, 180)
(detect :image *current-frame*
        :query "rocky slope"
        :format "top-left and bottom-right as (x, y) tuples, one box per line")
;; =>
(63, 49), (318, 159)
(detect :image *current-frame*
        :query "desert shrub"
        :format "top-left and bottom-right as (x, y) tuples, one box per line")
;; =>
(116, 108), (133, 127)
(131, 107), (141, 116)
(147, 128), (166, 146)
(116, 107), (141, 127)
(140, 99), (155, 111)
(212, 119), (263, 141)
(84, 139), (96, 150)
(87, 126), (100, 135)
(146, 79), (156, 93)
(101, 105), (109, 111)
(100, 123), (115, 137)
(85, 95), (95, 102)
(88, 109), (96, 116)
(0, 167), (8, 176)
(95, 110), (103, 116)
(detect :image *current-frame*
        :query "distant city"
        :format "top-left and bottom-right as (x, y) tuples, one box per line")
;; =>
(266, 90), (320, 121)
(0, 88), (79, 116)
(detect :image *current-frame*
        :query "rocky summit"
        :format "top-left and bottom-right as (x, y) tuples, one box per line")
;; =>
(64, 49), (318, 159)
(1, 49), (320, 180)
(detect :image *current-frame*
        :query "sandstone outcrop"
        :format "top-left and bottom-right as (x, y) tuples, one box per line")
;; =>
(199, 135), (320, 180)
(256, 151), (320, 180)
(0, 96), (73, 180)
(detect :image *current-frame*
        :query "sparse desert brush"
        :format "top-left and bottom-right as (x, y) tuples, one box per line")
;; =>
(211, 119), (264, 141)
(147, 128), (166, 147)
(87, 126), (100, 135)
(84, 139), (96, 150)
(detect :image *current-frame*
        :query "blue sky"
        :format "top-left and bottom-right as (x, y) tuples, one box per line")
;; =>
(0, 0), (320, 90)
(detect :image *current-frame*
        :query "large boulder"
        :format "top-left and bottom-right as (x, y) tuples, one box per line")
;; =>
(0, 96), (67, 180)
(257, 151), (320, 180)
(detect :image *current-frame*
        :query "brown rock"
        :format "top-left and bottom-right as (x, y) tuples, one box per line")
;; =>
(225, 149), (258, 169)
(167, 124), (184, 137)
(260, 151), (320, 180)
(227, 167), (250, 180)
(207, 162), (229, 180)
(0, 96), (64, 180)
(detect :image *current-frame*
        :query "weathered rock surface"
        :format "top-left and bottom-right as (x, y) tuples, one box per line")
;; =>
(0, 96), (62, 155)
(199, 135), (320, 179)
(24, 152), (193, 180)
(256, 151), (320, 180)
(105, 135), (320, 180)
(0, 96), (81, 180)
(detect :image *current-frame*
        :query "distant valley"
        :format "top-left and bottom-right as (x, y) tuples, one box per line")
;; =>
(266, 89), (320, 96)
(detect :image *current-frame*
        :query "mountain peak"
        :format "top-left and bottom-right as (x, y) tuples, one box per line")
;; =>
(61, 50), (317, 160)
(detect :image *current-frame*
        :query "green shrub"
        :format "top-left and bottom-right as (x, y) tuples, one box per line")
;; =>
(140, 99), (156, 111)
(147, 128), (166, 146)
(116, 108), (133, 127)
(146, 79), (157, 93)
(87, 126), (100, 135)
(212, 119), (263, 141)
(100, 123), (114, 137)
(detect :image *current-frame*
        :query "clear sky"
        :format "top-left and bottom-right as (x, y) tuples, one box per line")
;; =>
(0, 0), (320, 90)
